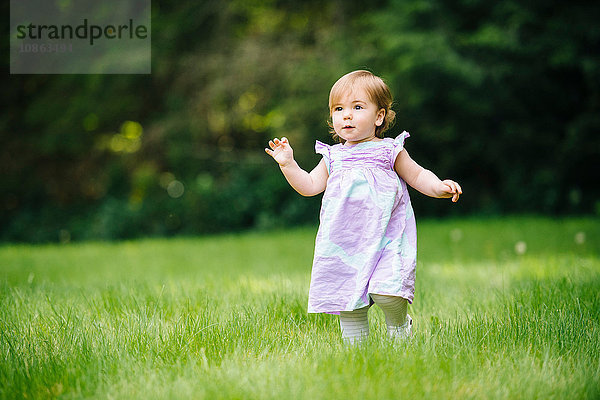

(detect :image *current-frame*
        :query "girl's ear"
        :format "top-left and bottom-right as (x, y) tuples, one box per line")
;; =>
(375, 108), (386, 126)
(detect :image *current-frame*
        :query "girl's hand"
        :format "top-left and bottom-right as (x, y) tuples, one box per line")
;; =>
(265, 137), (294, 167)
(438, 180), (462, 202)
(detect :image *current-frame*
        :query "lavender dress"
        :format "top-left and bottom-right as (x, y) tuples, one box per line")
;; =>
(308, 131), (417, 315)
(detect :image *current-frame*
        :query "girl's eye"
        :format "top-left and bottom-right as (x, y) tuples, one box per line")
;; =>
(354, 105), (363, 110)
(334, 107), (343, 112)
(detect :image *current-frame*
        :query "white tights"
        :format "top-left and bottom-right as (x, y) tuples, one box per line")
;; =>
(339, 294), (412, 344)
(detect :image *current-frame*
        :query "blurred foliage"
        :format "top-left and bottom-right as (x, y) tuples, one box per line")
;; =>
(2, 0), (599, 242)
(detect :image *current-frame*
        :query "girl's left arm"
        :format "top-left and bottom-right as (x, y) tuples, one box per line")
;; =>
(394, 149), (462, 202)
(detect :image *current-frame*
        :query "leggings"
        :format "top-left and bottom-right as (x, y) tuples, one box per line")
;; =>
(339, 294), (410, 344)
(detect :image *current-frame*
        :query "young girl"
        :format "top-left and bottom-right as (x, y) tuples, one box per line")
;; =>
(265, 70), (462, 344)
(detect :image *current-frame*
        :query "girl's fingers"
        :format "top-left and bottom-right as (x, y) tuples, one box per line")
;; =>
(455, 182), (462, 195)
(443, 182), (454, 194)
(450, 182), (460, 202)
(443, 180), (461, 193)
(450, 182), (458, 194)
(441, 180), (461, 202)
(266, 138), (285, 158)
(452, 190), (460, 202)
(269, 138), (288, 151)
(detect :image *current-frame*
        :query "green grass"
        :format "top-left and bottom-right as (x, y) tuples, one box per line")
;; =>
(1, 216), (599, 399)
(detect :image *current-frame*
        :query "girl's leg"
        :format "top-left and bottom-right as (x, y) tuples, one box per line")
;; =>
(370, 294), (412, 339)
(339, 306), (370, 345)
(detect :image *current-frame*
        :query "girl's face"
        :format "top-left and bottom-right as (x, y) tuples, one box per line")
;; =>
(331, 87), (385, 145)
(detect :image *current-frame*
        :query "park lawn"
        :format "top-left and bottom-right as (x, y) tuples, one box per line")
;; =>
(0, 216), (599, 399)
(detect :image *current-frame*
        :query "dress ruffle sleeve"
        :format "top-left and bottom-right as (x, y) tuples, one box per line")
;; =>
(392, 131), (411, 164)
(315, 140), (331, 173)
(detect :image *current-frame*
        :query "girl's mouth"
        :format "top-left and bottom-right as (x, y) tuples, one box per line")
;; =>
(343, 125), (354, 129)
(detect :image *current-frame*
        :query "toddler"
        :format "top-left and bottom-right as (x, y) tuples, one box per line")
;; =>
(265, 70), (462, 344)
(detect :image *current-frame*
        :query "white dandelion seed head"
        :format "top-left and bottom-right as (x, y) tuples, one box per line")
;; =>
(450, 228), (463, 242)
(515, 241), (527, 255)
(574, 232), (586, 245)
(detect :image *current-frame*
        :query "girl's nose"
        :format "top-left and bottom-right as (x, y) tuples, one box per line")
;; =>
(343, 109), (352, 119)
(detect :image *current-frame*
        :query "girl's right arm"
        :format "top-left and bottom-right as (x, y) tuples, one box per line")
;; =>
(265, 137), (328, 197)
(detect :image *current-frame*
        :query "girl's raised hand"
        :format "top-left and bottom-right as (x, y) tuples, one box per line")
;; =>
(439, 179), (462, 202)
(265, 137), (294, 167)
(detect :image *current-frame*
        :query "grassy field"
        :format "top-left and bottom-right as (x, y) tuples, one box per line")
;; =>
(1, 216), (599, 399)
